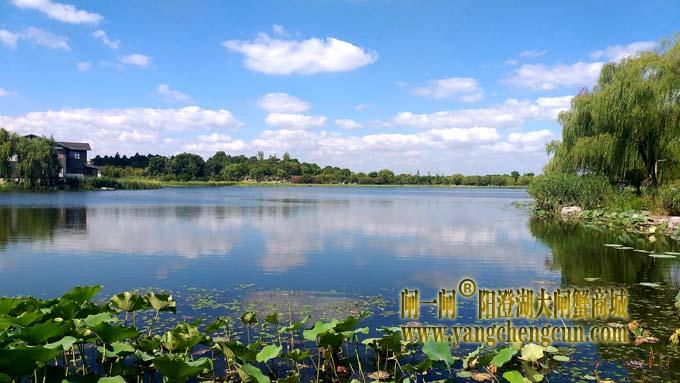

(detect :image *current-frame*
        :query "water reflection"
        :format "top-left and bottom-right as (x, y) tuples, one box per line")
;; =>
(529, 218), (680, 286)
(530, 218), (680, 381)
(0, 188), (544, 273)
(3, 188), (680, 380)
(0, 206), (87, 248)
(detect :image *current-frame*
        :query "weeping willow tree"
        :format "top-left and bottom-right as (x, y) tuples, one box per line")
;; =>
(0, 128), (61, 187)
(546, 38), (680, 187)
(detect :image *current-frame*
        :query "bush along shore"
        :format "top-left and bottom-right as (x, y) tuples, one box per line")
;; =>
(0, 285), (654, 383)
(527, 173), (680, 240)
(0, 177), (162, 192)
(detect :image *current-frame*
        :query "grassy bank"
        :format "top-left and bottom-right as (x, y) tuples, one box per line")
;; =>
(1, 177), (530, 192)
(158, 179), (237, 187)
(231, 181), (528, 188)
(526, 173), (680, 238)
(0, 177), (162, 192)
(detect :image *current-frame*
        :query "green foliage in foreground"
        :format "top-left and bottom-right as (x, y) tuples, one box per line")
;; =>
(528, 173), (612, 211)
(0, 286), (578, 383)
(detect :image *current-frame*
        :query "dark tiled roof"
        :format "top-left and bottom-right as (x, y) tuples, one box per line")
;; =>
(57, 142), (91, 151)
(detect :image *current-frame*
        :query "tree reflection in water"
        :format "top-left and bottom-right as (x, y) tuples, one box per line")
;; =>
(530, 217), (680, 381)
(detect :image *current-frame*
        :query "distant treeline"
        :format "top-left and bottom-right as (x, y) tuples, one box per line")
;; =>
(94, 151), (535, 186)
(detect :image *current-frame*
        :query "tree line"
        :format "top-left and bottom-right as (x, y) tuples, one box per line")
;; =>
(96, 150), (535, 186)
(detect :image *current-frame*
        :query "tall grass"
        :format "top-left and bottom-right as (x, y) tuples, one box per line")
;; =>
(70, 176), (161, 190)
(528, 173), (612, 211)
(159, 179), (237, 187)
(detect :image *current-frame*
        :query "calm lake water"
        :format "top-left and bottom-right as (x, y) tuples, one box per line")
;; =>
(2, 186), (680, 381)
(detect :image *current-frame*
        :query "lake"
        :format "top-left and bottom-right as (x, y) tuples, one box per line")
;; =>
(2, 186), (680, 381)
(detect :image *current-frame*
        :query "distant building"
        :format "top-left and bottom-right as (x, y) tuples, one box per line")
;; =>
(55, 141), (100, 178)
(6, 135), (100, 180)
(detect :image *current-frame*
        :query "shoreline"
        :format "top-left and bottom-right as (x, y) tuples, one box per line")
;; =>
(1, 179), (529, 191)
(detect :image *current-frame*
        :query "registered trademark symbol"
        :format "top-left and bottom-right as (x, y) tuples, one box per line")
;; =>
(459, 278), (477, 298)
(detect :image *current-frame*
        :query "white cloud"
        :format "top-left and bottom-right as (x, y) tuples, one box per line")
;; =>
(519, 49), (547, 58)
(272, 24), (288, 37)
(412, 77), (484, 102)
(391, 96), (572, 129)
(223, 29), (377, 75)
(335, 119), (361, 130)
(0, 104), (553, 173)
(506, 41), (657, 90)
(11, 0), (102, 24)
(487, 129), (554, 153)
(508, 129), (553, 144)
(14, 27), (70, 50)
(505, 62), (603, 90)
(257, 92), (310, 113)
(0, 107), (242, 155)
(157, 84), (193, 104)
(92, 29), (120, 50)
(590, 40), (657, 62)
(248, 125), (548, 173)
(76, 61), (91, 71)
(354, 103), (373, 111)
(117, 130), (157, 142)
(118, 54), (151, 68)
(505, 59), (518, 66)
(265, 113), (327, 129)
(0, 30), (18, 49)
(0, 88), (9, 97)
(182, 133), (247, 155)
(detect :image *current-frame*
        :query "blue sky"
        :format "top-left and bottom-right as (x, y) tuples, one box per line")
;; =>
(1, 0), (678, 174)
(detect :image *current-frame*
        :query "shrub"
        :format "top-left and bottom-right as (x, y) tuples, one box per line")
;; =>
(81, 177), (161, 190)
(101, 166), (145, 178)
(660, 182), (680, 215)
(528, 173), (612, 211)
(84, 176), (121, 189)
(605, 190), (655, 212)
(116, 178), (162, 190)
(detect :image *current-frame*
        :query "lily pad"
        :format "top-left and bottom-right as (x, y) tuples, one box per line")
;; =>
(544, 346), (559, 353)
(422, 341), (457, 367)
(639, 282), (662, 287)
(604, 244), (623, 247)
(649, 253), (676, 259)
(490, 346), (517, 368)
(502, 371), (525, 383)
(553, 355), (570, 362)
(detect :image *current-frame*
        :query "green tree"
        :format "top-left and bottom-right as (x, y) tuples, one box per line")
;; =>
(546, 39), (680, 186)
(0, 128), (17, 179)
(15, 135), (60, 187)
(146, 156), (169, 177)
(205, 151), (229, 179)
(376, 169), (395, 184)
(169, 153), (205, 181)
(510, 171), (520, 182)
(221, 163), (247, 181)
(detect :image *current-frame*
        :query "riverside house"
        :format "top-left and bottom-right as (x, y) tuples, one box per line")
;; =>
(7, 135), (100, 180)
